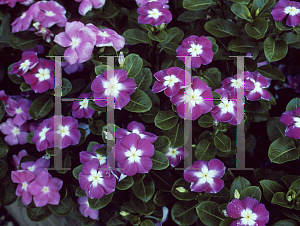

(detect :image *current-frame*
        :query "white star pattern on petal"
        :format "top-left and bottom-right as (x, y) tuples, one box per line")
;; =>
(88, 169), (104, 187)
(240, 208), (258, 226)
(124, 146), (143, 164)
(148, 8), (162, 19)
(163, 75), (180, 88)
(218, 98), (235, 115)
(284, 6), (300, 16)
(188, 43), (203, 57)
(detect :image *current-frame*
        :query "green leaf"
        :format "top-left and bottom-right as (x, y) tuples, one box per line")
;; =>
(256, 65), (285, 82)
(26, 132), (34, 144)
(124, 89), (152, 112)
(267, 117), (286, 142)
(28, 95), (53, 120)
(154, 110), (179, 130)
(72, 164), (83, 180)
(139, 107), (160, 123)
(183, 0), (213, 10)
(286, 98), (300, 111)
(202, 187), (231, 204)
(148, 30), (167, 42)
(245, 18), (268, 39)
(122, 29), (152, 46)
(264, 36), (288, 62)
(0, 159), (8, 180)
(87, 141), (100, 153)
(228, 37), (256, 53)
(195, 139), (217, 161)
(160, 27), (184, 46)
(131, 174), (155, 202)
(151, 150), (169, 170)
(0, 137), (8, 158)
(153, 136), (171, 154)
(0, 11), (12, 48)
(172, 201), (199, 226)
(289, 179), (300, 196)
(268, 137), (300, 164)
(240, 186), (262, 202)
(95, 65), (112, 75)
(116, 176), (134, 190)
(48, 44), (66, 62)
(231, 3), (252, 21)
(251, 0), (276, 16)
(273, 219), (299, 226)
(275, 21), (292, 31)
(280, 32), (300, 45)
(196, 201), (224, 225)
(177, 10), (207, 23)
(204, 19), (240, 38)
(230, 177), (251, 199)
(61, 78), (72, 96)
(153, 190), (175, 206)
(107, 216), (125, 226)
(164, 122), (186, 149)
(0, 100), (4, 123)
(202, 67), (221, 89)
(133, 68), (152, 91)
(27, 206), (52, 222)
(160, 42), (179, 55)
(48, 195), (74, 216)
(198, 114), (215, 128)
(88, 101), (106, 112)
(88, 193), (113, 210)
(171, 178), (197, 201)
(281, 175), (300, 188)
(123, 54), (143, 78)
(130, 193), (155, 215)
(10, 31), (39, 49)
(8, 73), (25, 84)
(89, 120), (105, 136)
(20, 82), (31, 92)
(231, 0), (250, 3)
(281, 209), (300, 223)
(75, 186), (86, 197)
(271, 192), (293, 209)
(141, 219), (155, 226)
(259, 179), (285, 202)
(214, 132), (231, 152)
(219, 218), (235, 226)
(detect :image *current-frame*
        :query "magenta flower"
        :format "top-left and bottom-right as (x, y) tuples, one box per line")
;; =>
(79, 144), (107, 165)
(280, 106), (300, 139)
(0, 118), (28, 145)
(137, 2), (172, 26)
(272, 0), (300, 27)
(72, 93), (95, 118)
(32, 119), (54, 152)
(152, 67), (187, 97)
(0, 90), (9, 105)
(0, 0), (18, 7)
(5, 98), (32, 126)
(113, 133), (154, 176)
(115, 121), (157, 144)
(27, 171), (63, 207)
(221, 73), (254, 95)
(9, 51), (38, 77)
(61, 61), (84, 74)
(23, 59), (54, 93)
(33, 22), (54, 42)
(91, 69), (137, 110)
(165, 146), (188, 167)
(46, 116), (81, 149)
(11, 170), (35, 205)
(75, 0), (105, 16)
(227, 197), (269, 226)
(86, 24), (125, 51)
(12, 149), (28, 170)
(171, 77), (214, 121)
(54, 21), (96, 65)
(285, 75), (300, 93)
(244, 72), (271, 101)
(211, 88), (244, 125)
(176, 35), (214, 68)
(22, 44), (45, 54)
(79, 158), (116, 199)
(136, 0), (168, 5)
(77, 197), (99, 220)
(21, 157), (50, 176)
(184, 159), (225, 193)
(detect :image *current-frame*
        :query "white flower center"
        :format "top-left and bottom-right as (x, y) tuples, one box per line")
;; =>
(231, 78), (244, 89)
(131, 128), (146, 139)
(88, 169), (104, 187)
(284, 6), (300, 16)
(57, 125), (70, 138)
(42, 186), (50, 194)
(20, 60), (30, 71)
(99, 31), (110, 37)
(71, 38), (81, 48)
(184, 88), (203, 107)
(188, 43), (203, 57)
(163, 75), (180, 88)
(294, 117), (300, 128)
(218, 98), (235, 115)
(92, 154), (107, 165)
(79, 99), (89, 109)
(124, 146), (142, 164)
(12, 127), (20, 135)
(20, 13), (27, 19)
(240, 208), (258, 226)
(166, 147), (179, 158)
(39, 127), (50, 141)
(22, 182), (28, 191)
(16, 108), (22, 114)
(28, 165), (35, 172)
(193, 165), (217, 185)
(103, 77), (124, 97)
(148, 8), (162, 19)
(35, 68), (51, 82)
(45, 11), (55, 17)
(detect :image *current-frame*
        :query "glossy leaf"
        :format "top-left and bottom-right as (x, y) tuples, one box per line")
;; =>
(154, 110), (179, 130)
(151, 150), (169, 170)
(124, 89), (152, 112)
(205, 19), (240, 38)
(28, 95), (53, 120)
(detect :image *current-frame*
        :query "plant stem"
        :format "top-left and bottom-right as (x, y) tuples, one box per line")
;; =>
(220, 0), (227, 19)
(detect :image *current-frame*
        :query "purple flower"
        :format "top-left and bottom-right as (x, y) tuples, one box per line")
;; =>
(211, 88), (244, 125)
(5, 98), (32, 126)
(244, 72), (271, 101)
(221, 73), (254, 95)
(165, 146), (188, 167)
(72, 93), (95, 118)
(0, 90), (9, 105)
(113, 133), (154, 176)
(79, 144), (107, 165)
(46, 116), (81, 149)
(246, 52), (268, 68)
(152, 67), (187, 97)
(115, 121), (157, 143)
(176, 35), (214, 68)
(9, 51), (38, 77)
(137, 2), (172, 26)
(54, 21), (96, 65)
(32, 119), (54, 152)
(33, 22), (54, 42)
(12, 149), (28, 170)
(62, 61), (84, 74)
(280, 106), (300, 139)
(75, 0), (105, 16)
(136, 0), (168, 5)
(27, 171), (63, 207)
(79, 158), (116, 199)
(286, 75), (300, 93)
(184, 159), (225, 193)
(91, 69), (137, 110)
(226, 197), (269, 226)
(11, 170), (35, 205)
(272, 0), (300, 27)
(0, 0), (18, 7)
(0, 118), (28, 145)
(21, 157), (50, 176)
(23, 59), (55, 93)
(77, 197), (99, 220)
(22, 45), (45, 54)
(86, 24), (125, 51)
(171, 77), (214, 121)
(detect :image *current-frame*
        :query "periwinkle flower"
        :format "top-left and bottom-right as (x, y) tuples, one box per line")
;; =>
(61, 61), (84, 75)
(280, 106), (300, 139)
(77, 197), (99, 220)
(272, 0), (300, 27)
(165, 146), (188, 167)
(221, 73), (254, 95)
(5, 97), (32, 126)
(0, 90), (9, 105)
(79, 144), (107, 165)
(75, 0), (106, 16)
(72, 93), (95, 118)
(136, 0), (168, 5)
(21, 157), (50, 176)
(244, 72), (271, 101)
(286, 75), (300, 93)
(12, 149), (28, 170)
(9, 51), (38, 77)
(32, 119), (54, 152)
(0, 118), (28, 145)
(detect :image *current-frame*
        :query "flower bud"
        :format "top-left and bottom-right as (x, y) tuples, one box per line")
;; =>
(118, 52), (125, 68)
(234, 189), (240, 199)
(176, 187), (188, 193)
(287, 196), (292, 202)
(119, 211), (130, 216)
(255, 8), (260, 16)
(222, 209), (229, 217)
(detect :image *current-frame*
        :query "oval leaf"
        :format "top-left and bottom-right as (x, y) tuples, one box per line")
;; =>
(154, 110), (179, 130)
(264, 36), (288, 62)
(205, 19), (240, 38)
(124, 89), (152, 113)
(28, 95), (54, 120)
(151, 150), (169, 170)
(196, 201), (224, 225)
(131, 174), (155, 202)
(195, 139), (217, 161)
(88, 193), (113, 210)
